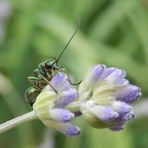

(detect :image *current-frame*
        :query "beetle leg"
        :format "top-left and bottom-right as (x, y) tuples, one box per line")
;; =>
(67, 79), (82, 86)
(38, 73), (58, 94)
(66, 74), (82, 86)
(28, 77), (42, 91)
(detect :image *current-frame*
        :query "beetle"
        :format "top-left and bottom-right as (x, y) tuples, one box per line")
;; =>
(25, 22), (80, 106)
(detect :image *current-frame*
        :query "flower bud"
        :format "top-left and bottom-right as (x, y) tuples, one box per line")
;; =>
(33, 72), (80, 136)
(79, 65), (141, 131)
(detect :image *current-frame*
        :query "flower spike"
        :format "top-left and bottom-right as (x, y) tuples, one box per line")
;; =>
(33, 72), (80, 136)
(79, 65), (141, 130)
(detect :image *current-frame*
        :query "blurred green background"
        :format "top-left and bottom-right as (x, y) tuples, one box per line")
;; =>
(0, 0), (148, 147)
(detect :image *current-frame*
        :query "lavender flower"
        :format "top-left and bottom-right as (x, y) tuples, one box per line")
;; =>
(32, 65), (141, 135)
(33, 72), (80, 136)
(79, 65), (141, 131)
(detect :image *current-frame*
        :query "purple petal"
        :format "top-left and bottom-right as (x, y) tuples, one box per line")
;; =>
(112, 101), (132, 114)
(86, 65), (105, 86)
(48, 121), (80, 136)
(109, 68), (126, 78)
(96, 67), (127, 87)
(55, 122), (80, 136)
(111, 108), (135, 125)
(105, 73), (128, 87)
(49, 109), (74, 122)
(100, 68), (126, 81)
(50, 73), (71, 92)
(90, 105), (119, 122)
(65, 125), (81, 136)
(98, 68), (115, 80)
(54, 89), (78, 107)
(117, 85), (142, 104)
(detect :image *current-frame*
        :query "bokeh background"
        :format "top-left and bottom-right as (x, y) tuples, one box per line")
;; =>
(0, 0), (148, 147)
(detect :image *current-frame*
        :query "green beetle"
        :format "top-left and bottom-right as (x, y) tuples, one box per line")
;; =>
(25, 24), (79, 106)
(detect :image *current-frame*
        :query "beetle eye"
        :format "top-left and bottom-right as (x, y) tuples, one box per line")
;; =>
(45, 62), (52, 70)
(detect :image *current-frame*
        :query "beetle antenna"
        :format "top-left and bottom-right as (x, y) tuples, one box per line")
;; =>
(54, 18), (80, 65)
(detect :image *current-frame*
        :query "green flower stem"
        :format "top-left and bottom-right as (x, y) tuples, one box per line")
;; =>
(0, 111), (37, 134)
